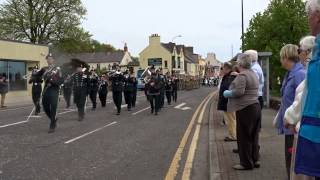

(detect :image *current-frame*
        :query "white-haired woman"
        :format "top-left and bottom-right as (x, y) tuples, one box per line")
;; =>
(223, 54), (261, 170)
(285, 36), (316, 180)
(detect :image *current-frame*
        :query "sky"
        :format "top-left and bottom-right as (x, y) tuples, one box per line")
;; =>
(0, 0), (271, 61)
(81, 0), (270, 61)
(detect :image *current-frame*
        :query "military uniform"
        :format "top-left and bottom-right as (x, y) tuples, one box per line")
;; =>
(98, 76), (108, 107)
(147, 73), (161, 115)
(70, 71), (89, 121)
(165, 77), (173, 105)
(89, 71), (99, 110)
(63, 75), (73, 108)
(110, 72), (125, 115)
(132, 76), (138, 108)
(28, 68), (43, 115)
(40, 64), (63, 132)
(172, 77), (179, 103)
(159, 73), (166, 109)
(124, 73), (136, 111)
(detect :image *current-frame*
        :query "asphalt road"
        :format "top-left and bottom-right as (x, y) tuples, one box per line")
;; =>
(0, 87), (216, 180)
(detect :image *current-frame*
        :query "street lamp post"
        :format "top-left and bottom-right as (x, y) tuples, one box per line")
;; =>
(172, 35), (182, 43)
(241, 0), (244, 52)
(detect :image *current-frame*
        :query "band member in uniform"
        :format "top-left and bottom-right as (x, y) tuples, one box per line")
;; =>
(147, 67), (161, 115)
(63, 74), (73, 109)
(89, 69), (99, 110)
(110, 68), (125, 115)
(132, 71), (138, 108)
(158, 68), (166, 109)
(98, 73), (109, 107)
(69, 63), (89, 121)
(28, 65), (43, 115)
(172, 75), (179, 103)
(123, 70), (136, 111)
(40, 54), (63, 133)
(165, 73), (173, 105)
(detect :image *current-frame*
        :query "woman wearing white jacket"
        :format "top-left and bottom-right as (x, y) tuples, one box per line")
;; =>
(284, 35), (315, 180)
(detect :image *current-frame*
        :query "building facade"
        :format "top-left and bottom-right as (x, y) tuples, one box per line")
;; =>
(139, 34), (200, 76)
(0, 39), (49, 103)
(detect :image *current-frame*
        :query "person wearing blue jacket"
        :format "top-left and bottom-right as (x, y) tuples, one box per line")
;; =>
(276, 44), (306, 179)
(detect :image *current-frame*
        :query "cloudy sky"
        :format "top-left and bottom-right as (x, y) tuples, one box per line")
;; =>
(0, 0), (270, 61)
(82, 0), (270, 61)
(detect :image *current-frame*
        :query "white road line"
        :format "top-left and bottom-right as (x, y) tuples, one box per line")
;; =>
(174, 103), (186, 109)
(64, 121), (118, 144)
(58, 109), (76, 115)
(0, 106), (33, 112)
(132, 107), (150, 115)
(0, 121), (28, 128)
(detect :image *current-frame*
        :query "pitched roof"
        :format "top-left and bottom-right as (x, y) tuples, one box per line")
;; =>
(161, 42), (176, 53)
(54, 51), (125, 64)
(176, 45), (184, 54)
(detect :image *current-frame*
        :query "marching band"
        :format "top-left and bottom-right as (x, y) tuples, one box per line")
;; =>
(27, 55), (179, 133)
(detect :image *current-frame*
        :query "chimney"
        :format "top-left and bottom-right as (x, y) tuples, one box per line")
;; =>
(149, 34), (161, 46)
(124, 43), (128, 52)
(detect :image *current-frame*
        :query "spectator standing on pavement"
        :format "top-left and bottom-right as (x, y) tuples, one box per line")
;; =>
(275, 44), (306, 179)
(245, 50), (265, 126)
(223, 54), (261, 170)
(288, 1), (320, 179)
(0, 74), (8, 108)
(218, 62), (237, 142)
(284, 36), (315, 180)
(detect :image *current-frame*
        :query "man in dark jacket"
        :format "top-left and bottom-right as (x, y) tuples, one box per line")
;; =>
(110, 69), (125, 115)
(217, 62), (237, 141)
(147, 67), (161, 115)
(29, 66), (43, 115)
(0, 74), (8, 108)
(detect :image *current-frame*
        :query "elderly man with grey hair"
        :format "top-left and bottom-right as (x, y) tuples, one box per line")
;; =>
(223, 53), (261, 170)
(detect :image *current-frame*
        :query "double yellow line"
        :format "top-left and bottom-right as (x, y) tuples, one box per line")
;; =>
(165, 91), (217, 180)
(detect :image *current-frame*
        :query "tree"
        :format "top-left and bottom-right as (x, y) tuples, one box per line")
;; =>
(0, 0), (86, 44)
(242, 0), (309, 95)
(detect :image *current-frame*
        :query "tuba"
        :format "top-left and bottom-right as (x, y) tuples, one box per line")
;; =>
(141, 67), (151, 84)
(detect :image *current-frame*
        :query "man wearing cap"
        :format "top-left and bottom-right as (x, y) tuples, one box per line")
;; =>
(123, 70), (136, 111)
(147, 67), (161, 115)
(98, 73), (108, 107)
(110, 68), (125, 115)
(68, 62), (89, 121)
(158, 68), (166, 109)
(88, 69), (99, 110)
(38, 54), (63, 133)
(28, 65), (43, 115)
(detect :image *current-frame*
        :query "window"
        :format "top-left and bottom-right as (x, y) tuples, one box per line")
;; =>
(172, 56), (176, 68)
(178, 57), (181, 68)
(164, 61), (168, 68)
(0, 60), (27, 91)
(148, 58), (162, 66)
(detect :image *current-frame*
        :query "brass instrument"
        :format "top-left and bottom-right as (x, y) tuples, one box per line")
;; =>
(141, 67), (152, 83)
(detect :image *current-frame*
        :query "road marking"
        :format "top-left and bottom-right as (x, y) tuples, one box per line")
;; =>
(0, 121), (29, 129)
(174, 103), (191, 111)
(132, 107), (150, 115)
(64, 121), (118, 144)
(181, 92), (215, 180)
(164, 92), (215, 180)
(58, 109), (76, 115)
(24, 115), (42, 118)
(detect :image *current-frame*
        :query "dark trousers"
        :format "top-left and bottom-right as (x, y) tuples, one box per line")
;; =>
(149, 94), (160, 113)
(42, 87), (59, 129)
(89, 88), (98, 109)
(285, 135), (294, 180)
(113, 91), (122, 113)
(132, 89), (137, 107)
(99, 91), (108, 107)
(258, 96), (264, 129)
(63, 88), (72, 108)
(74, 88), (87, 118)
(166, 91), (172, 104)
(124, 91), (133, 110)
(236, 103), (261, 168)
(172, 89), (178, 102)
(160, 90), (165, 108)
(32, 85), (42, 114)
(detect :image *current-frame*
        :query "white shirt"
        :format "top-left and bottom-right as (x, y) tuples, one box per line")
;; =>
(251, 61), (265, 96)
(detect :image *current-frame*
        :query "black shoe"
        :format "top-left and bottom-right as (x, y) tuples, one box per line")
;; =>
(224, 137), (237, 142)
(155, 112), (158, 116)
(48, 128), (55, 133)
(151, 109), (154, 114)
(233, 149), (239, 153)
(254, 161), (261, 168)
